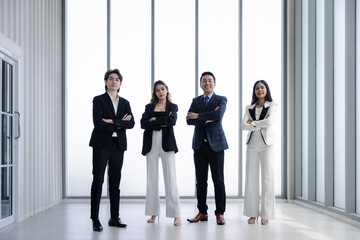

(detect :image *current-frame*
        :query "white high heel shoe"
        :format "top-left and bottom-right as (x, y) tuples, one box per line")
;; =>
(174, 217), (181, 226)
(147, 215), (159, 223)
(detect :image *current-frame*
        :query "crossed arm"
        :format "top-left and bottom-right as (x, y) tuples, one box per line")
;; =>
(186, 97), (227, 126)
(102, 114), (132, 129)
(103, 113), (131, 122)
(93, 97), (134, 131)
(148, 111), (173, 127)
(186, 106), (219, 123)
(241, 102), (278, 131)
(141, 104), (178, 130)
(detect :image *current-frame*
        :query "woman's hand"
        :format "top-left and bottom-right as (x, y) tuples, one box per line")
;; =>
(149, 117), (156, 122)
(247, 120), (253, 124)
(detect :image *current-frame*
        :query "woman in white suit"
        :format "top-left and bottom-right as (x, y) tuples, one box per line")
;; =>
(242, 80), (277, 225)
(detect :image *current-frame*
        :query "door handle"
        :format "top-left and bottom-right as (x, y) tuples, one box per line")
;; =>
(14, 111), (20, 139)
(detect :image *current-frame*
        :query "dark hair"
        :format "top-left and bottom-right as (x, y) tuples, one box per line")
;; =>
(251, 80), (273, 104)
(104, 69), (123, 92)
(200, 71), (216, 83)
(150, 80), (172, 104)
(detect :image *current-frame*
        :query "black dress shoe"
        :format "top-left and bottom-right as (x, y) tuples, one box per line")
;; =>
(108, 218), (127, 228)
(92, 219), (103, 232)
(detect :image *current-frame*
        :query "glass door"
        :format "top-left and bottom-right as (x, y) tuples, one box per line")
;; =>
(0, 56), (15, 229)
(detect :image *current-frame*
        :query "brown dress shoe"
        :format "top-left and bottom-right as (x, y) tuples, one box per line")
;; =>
(216, 214), (226, 225)
(187, 213), (208, 223)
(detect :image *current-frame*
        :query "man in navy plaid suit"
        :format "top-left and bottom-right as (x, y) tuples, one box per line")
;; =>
(186, 71), (228, 225)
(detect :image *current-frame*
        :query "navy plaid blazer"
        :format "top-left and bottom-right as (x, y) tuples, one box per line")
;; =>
(187, 93), (228, 152)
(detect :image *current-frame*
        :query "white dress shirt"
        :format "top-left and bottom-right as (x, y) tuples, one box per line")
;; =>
(107, 92), (119, 137)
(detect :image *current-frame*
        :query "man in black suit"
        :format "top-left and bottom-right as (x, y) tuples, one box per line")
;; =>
(89, 69), (135, 231)
(186, 71), (228, 225)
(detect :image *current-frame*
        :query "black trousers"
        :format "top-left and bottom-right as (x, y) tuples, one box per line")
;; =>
(194, 140), (226, 215)
(90, 138), (124, 220)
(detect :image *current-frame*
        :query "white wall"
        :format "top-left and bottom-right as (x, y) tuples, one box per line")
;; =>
(356, 0), (360, 214)
(0, 0), (63, 221)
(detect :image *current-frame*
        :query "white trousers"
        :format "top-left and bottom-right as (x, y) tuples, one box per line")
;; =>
(145, 130), (180, 218)
(243, 131), (274, 220)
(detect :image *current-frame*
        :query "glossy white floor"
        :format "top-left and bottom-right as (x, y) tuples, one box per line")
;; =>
(1, 200), (359, 240)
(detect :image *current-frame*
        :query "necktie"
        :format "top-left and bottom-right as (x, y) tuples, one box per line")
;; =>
(205, 96), (209, 107)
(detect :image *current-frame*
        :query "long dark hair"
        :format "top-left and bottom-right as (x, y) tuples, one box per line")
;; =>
(150, 80), (172, 104)
(251, 80), (273, 104)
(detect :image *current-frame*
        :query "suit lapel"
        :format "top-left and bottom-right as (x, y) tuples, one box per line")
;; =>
(259, 107), (269, 120)
(104, 93), (116, 117)
(249, 105), (256, 120)
(149, 103), (156, 112)
(210, 93), (217, 101)
(116, 97), (122, 117)
(165, 101), (171, 114)
(198, 96), (206, 112)
(249, 103), (269, 120)
(203, 93), (216, 111)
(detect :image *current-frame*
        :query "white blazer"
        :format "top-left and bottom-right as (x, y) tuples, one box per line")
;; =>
(241, 101), (278, 145)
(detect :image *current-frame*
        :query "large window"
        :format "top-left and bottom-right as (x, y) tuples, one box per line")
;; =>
(153, 0), (196, 196)
(66, 0), (107, 197)
(66, 0), (283, 198)
(199, 0), (239, 196)
(242, 0), (282, 196)
(110, 0), (151, 197)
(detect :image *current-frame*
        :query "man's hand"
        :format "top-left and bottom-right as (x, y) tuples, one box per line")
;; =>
(186, 112), (199, 120)
(122, 114), (132, 121)
(102, 118), (114, 124)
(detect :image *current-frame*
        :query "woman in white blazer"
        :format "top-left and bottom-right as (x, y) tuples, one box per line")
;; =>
(242, 80), (277, 225)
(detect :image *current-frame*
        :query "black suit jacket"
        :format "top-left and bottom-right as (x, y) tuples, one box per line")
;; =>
(89, 93), (135, 151)
(187, 93), (228, 152)
(140, 101), (178, 155)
